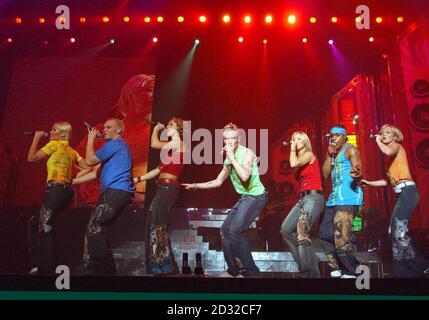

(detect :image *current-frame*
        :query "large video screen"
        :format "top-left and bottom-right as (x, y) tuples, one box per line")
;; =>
(0, 58), (156, 206)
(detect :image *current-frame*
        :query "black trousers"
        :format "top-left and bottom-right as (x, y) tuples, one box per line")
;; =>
(28, 182), (75, 274)
(85, 188), (132, 275)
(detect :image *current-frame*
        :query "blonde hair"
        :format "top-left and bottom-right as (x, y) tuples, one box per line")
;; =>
(379, 124), (403, 142)
(106, 118), (125, 134)
(53, 122), (72, 140)
(223, 122), (239, 132)
(291, 131), (313, 152)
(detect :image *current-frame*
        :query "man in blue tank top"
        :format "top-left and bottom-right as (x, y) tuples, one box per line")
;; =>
(319, 124), (363, 278)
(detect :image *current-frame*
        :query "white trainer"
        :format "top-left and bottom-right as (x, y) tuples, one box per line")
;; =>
(29, 267), (38, 275)
(340, 274), (357, 279)
(330, 270), (342, 278)
(218, 271), (244, 278)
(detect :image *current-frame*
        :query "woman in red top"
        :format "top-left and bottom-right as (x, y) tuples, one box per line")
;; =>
(280, 131), (324, 278)
(134, 117), (186, 275)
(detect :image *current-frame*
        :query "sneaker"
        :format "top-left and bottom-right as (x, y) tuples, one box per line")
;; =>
(29, 267), (38, 275)
(340, 274), (357, 279)
(330, 270), (342, 278)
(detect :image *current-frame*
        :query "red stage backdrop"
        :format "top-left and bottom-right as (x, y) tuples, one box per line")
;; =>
(0, 58), (156, 207)
(389, 20), (429, 229)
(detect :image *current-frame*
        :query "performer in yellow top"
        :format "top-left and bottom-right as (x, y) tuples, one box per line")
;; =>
(361, 124), (429, 277)
(27, 122), (88, 274)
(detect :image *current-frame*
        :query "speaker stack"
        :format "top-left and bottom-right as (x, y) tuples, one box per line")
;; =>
(392, 19), (429, 229)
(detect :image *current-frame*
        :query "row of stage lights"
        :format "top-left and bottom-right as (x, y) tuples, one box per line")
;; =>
(3, 36), (379, 45)
(11, 14), (406, 25)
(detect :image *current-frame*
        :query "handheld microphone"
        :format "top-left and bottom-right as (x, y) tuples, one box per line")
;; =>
(84, 122), (102, 138)
(281, 141), (291, 147)
(369, 133), (378, 140)
(24, 131), (48, 137)
(329, 140), (337, 167)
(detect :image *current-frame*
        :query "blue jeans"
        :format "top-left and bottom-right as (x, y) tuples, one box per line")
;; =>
(280, 193), (324, 278)
(220, 192), (267, 277)
(390, 185), (428, 277)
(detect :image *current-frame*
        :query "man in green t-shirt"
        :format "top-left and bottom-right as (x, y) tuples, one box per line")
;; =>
(183, 123), (267, 277)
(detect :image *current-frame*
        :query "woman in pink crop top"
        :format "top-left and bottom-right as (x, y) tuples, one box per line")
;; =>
(134, 117), (186, 275)
(280, 131), (324, 278)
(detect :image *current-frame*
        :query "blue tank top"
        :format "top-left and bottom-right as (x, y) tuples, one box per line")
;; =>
(326, 144), (363, 206)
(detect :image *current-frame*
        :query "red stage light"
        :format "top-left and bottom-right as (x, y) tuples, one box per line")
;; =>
(302, 38), (308, 43)
(70, 37), (76, 43)
(59, 17), (66, 24)
(355, 17), (362, 23)
(376, 17), (383, 23)
(223, 15), (231, 23)
(263, 39), (268, 44)
(39, 17), (46, 24)
(44, 40), (49, 45)
(265, 15), (273, 24)
(369, 37), (374, 42)
(7, 38), (13, 43)
(16, 17), (22, 24)
(309, 17), (317, 24)
(328, 39), (334, 45)
(157, 16), (164, 23)
(244, 16), (251, 24)
(102, 16), (110, 23)
(287, 14), (297, 24)
(80, 17), (86, 23)
(397, 16), (404, 23)
(123, 16), (130, 23)
(177, 16), (184, 23)
(144, 17), (151, 23)
(238, 37), (244, 43)
(199, 15), (207, 23)
(152, 37), (158, 43)
(331, 16), (338, 23)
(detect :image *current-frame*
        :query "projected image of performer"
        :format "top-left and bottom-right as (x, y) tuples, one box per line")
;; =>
(75, 74), (155, 205)
(183, 123), (267, 278)
(361, 124), (429, 277)
(318, 124), (363, 278)
(280, 132), (324, 278)
(134, 117), (186, 275)
(73, 118), (134, 275)
(27, 122), (88, 274)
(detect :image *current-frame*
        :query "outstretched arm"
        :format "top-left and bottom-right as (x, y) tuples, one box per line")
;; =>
(73, 165), (100, 185)
(133, 168), (161, 183)
(360, 179), (388, 187)
(183, 166), (230, 190)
